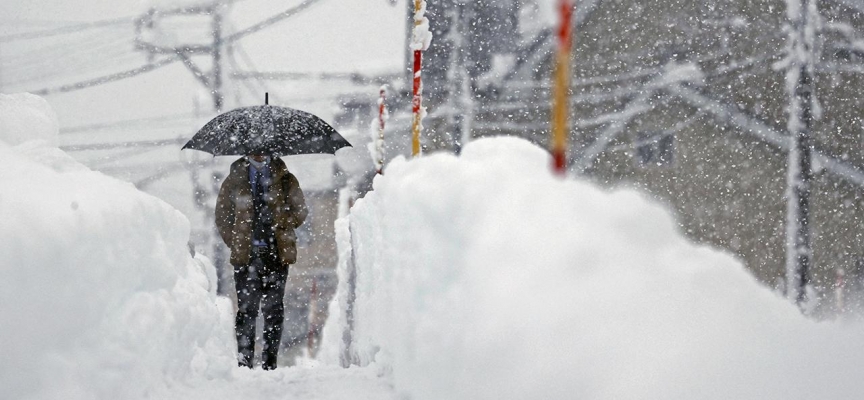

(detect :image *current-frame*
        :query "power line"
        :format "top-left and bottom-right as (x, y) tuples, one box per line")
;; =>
(227, 44), (266, 104)
(5, 37), (139, 86)
(60, 112), (200, 134)
(0, 16), (134, 42)
(230, 36), (268, 94)
(1, 29), (143, 92)
(1, 29), (128, 70)
(0, 18), (106, 26)
(86, 146), (163, 169)
(19, 1), (325, 96)
(232, 70), (401, 84)
(30, 54), (182, 95)
(59, 137), (187, 151)
(224, 0), (325, 42)
(135, 162), (197, 189)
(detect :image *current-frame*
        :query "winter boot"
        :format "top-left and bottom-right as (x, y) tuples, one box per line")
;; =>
(261, 344), (278, 370)
(236, 326), (255, 369)
(237, 340), (254, 369)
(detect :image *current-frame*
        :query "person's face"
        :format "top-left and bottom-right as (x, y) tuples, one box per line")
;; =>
(250, 154), (268, 162)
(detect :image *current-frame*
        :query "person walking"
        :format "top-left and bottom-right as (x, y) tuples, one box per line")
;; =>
(215, 154), (307, 370)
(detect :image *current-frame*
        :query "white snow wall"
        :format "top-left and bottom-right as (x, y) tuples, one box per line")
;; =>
(0, 93), (236, 400)
(320, 137), (864, 400)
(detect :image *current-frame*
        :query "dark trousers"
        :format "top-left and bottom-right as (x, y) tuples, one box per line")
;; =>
(234, 247), (287, 370)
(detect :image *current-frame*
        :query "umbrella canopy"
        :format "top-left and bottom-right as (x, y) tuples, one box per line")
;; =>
(182, 105), (351, 157)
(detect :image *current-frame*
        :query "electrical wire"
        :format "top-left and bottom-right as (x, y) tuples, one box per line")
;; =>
(2, 33), (136, 81)
(30, 54), (182, 95)
(9, 0), (324, 96)
(5, 57), (144, 90)
(0, 16), (134, 42)
(224, 0), (325, 43)
(60, 137), (188, 152)
(1, 29), (128, 70)
(231, 38), (268, 93)
(60, 113), (200, 134)
(5, 37), (140, 85)
(227, 51), (262, 104)
(0, 18), (106, 26)
(226, 41), (271, 104)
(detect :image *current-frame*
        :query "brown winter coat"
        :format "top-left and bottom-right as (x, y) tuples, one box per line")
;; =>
(215, 157), (307, 267)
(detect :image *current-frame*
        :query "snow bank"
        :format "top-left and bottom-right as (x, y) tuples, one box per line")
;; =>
(0, 95), (236, 399)
(321, 137), (864, 400)
(0, 93), (58, 146)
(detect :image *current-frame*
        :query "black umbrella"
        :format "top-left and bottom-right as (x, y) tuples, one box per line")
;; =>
(183, 97), (351, 157)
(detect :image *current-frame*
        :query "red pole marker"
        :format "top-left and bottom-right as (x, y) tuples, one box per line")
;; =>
(551, 0), (573, 174)
(410, 0), (430, 157)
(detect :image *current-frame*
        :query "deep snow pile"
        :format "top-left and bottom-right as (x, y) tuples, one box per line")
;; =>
(0, 93), (237, 399)
(320, 137), (864, 400)
(0, 93), (58, 146)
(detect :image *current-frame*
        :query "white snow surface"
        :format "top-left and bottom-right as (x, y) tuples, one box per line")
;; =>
(0, 93), (58, 146)
(5, 93), (864, 399)
(0, 96), (398, 399)
(0, 95), (236, 399)
(321, 137), (864, 400)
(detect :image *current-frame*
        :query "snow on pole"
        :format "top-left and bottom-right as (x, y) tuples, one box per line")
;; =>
(410, 0), (431, 157)
(776, 0), (821, 308)
(374, 85), (388, 174)
(551, 0), (573, 174)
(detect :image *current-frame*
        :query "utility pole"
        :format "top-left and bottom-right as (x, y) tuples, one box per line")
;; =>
(133, 0), (325, 111)
(787, 63), (813, 307)
(212, 8), (224, 112)
(136, 0), (324, 296)
(447, 3), (473, 155)
(135, 2), (226, 112)
(137, 2), (230, 294)
(782, 0), (819, 307)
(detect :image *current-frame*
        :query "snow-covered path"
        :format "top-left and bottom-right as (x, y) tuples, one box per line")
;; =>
(167, 364), (398, 400)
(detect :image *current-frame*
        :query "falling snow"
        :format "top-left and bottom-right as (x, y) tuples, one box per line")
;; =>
(4, 0), (864, 398)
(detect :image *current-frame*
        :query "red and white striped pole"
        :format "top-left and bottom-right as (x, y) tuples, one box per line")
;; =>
(411, 0), (431, 157)
(412, 47), (422, 157)
(551, 0), (574, 174)
(376, 85), (387, 174)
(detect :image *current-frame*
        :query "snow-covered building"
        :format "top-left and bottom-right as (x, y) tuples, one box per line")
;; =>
(398, 0), (864, 312)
